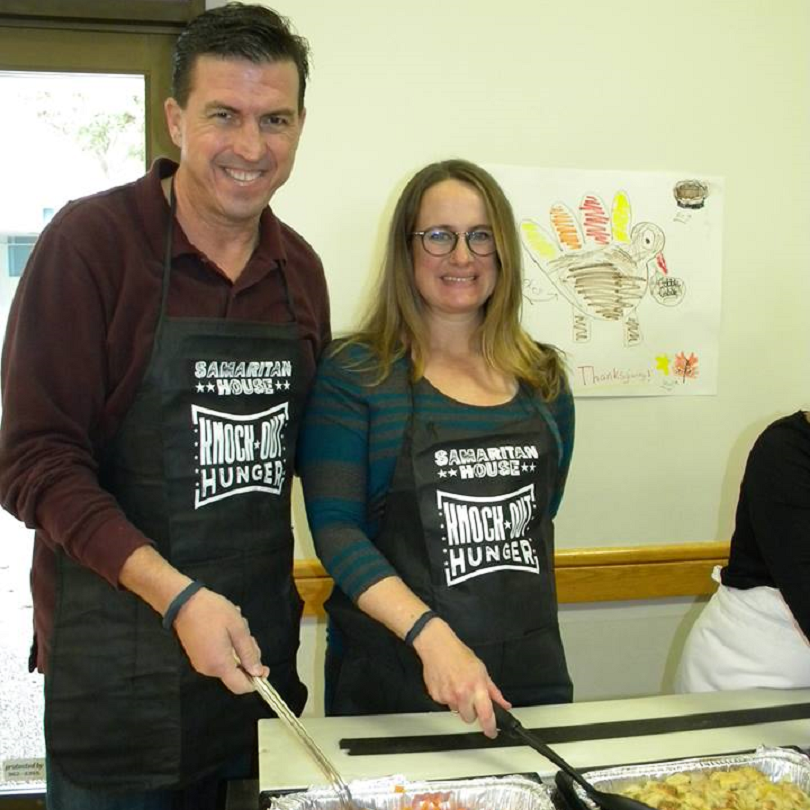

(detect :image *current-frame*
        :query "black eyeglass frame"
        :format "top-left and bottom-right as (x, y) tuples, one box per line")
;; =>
(411, 228), (497, 257)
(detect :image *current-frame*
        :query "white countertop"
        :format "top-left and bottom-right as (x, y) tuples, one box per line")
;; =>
(258, 688), (810, 793)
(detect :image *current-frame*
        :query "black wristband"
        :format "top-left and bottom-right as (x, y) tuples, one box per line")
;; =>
(162, 580), (204, 630)
(404, 609), (438, 647)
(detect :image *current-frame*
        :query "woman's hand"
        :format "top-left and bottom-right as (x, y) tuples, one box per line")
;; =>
(412, 617), (511, 738)
(354, 577), (511, 736)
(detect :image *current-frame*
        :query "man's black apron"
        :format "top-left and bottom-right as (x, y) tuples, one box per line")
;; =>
(45, 191), (308, 790)
(327, 380), (572, 715)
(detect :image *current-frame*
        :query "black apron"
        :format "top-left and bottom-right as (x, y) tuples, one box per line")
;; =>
(45, 190), (308, 790)
(327, 378), (572, 715)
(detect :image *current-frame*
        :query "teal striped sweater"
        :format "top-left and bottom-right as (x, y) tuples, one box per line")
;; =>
(297, 343), (575, 603)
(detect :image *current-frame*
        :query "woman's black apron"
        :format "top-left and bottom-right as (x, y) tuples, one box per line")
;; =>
(327, 379), (572, 715)
(45, 191), (308, 790)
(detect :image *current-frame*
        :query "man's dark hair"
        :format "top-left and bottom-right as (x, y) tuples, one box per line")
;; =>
(172, 2), (310, 111)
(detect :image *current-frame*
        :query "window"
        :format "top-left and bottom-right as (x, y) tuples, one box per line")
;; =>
(5, 235), (37, 277)
(0, 8), (188, 797)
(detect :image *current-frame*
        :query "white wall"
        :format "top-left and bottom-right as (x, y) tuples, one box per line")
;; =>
(208, 0), (810, 713)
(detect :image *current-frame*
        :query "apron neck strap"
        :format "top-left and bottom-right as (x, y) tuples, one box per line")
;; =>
(160, 180), (177, 321)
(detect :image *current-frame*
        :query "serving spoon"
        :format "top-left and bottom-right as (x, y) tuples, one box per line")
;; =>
(492, 705), (655, 810)
(249, 670), (361, 810)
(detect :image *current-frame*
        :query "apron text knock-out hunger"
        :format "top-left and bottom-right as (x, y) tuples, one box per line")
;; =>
(328, 378), (572, 715)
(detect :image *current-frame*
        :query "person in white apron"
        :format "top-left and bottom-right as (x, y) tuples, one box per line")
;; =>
(299, 160), (574, 739)
(676, 411), (810, 692)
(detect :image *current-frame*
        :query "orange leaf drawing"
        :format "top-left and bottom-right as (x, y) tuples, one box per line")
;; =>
(673, 351), (699, 381)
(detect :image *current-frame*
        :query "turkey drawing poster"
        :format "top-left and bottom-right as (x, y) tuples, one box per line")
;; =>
(487, 164), (723, 397)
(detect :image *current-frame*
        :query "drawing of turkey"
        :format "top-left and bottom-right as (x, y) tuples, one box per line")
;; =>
(521, 191), (685, 346)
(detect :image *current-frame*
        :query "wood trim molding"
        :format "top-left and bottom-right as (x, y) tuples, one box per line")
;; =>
(0, 0), (205, 26)
(295, 542), (730, 617)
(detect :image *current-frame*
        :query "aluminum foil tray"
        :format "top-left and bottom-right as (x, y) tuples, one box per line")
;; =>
(268, 774), (555, 810)
(570, 746), (810, 808)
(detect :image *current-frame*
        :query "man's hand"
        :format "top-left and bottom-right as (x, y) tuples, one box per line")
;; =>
(413, 617), (511, 739)
(172, 586), (269, 694)
(119, 545), (268, 695)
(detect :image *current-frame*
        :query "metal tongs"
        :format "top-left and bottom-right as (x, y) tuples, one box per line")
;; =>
(251, 672), (360, 810)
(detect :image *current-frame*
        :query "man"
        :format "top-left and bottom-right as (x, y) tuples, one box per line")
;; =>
(0, 4), (330, 807)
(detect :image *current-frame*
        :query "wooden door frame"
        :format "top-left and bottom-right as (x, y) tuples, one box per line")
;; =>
(0, 0), (205, 29)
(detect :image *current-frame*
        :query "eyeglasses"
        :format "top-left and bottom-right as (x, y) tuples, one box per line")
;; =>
(411, 228), (497, 257)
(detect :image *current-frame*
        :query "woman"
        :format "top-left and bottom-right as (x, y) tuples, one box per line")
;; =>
(299, 160), (574, 737)
(676, 410), (810, 692)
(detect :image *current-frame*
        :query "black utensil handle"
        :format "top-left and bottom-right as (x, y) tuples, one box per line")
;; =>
(492, 704), (521, 732)
(491, 705), (593, 795)
(513, 725), (590, 789)
(554, 771), (591, 810)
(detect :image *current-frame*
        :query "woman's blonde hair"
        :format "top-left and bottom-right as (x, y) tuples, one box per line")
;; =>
(342, 159), (565, 400)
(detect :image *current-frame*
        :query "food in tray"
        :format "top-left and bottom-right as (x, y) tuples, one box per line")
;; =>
(408, 791), (471, 810)
(618, 765), (810, 809)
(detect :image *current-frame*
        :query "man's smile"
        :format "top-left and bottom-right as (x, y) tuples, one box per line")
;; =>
(221, 167), (265, 184)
